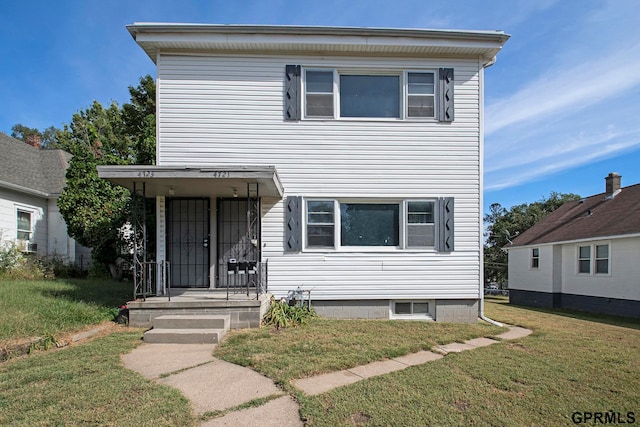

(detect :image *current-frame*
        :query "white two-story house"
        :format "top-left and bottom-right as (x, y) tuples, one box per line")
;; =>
(100, 24), (509, 324)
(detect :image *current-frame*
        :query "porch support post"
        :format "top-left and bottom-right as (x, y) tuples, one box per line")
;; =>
(156, 196), (166, 295)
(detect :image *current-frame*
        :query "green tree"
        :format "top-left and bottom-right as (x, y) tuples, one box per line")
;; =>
(10, 124), (60, 148)
(483, 192), (581, 286)
(57, 76), (156, 277)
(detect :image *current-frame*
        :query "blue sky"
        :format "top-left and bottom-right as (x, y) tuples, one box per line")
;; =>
(1, 0), (639, 215)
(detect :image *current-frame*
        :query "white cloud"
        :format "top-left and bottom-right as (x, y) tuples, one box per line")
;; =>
(486, 41), (640, 136)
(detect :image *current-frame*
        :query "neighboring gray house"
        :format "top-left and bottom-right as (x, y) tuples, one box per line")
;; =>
(100, 24), (509, 323)
(0, 133), (90, 266)
(506, 173), (640, 318)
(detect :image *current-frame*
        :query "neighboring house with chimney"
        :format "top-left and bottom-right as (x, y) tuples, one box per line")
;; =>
(0, 133), (90, 266)
(506, 173), (640, 318)
(99, 24), (509, 324)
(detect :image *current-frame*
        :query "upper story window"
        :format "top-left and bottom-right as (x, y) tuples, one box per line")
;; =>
(303, 69), (437, 120)
(17, 210), (32, 241)
(531, 248), (540, 269)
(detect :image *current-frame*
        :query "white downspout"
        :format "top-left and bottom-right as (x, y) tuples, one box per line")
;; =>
(478, 59), (503, 328)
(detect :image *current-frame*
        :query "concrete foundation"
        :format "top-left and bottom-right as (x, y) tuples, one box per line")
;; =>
(311, 299), (479, 323)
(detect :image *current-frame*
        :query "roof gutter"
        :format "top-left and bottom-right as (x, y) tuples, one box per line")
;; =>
(0, 180), (51, 198)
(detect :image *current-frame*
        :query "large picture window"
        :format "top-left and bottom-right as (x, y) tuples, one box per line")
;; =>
(340, 203), (399, 246)
(340, 75), (400, 118)
(304, 69), (436, 120)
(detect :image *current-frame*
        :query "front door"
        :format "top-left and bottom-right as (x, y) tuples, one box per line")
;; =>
(216, 198), (260, 288)
(167, 198), (210, 288)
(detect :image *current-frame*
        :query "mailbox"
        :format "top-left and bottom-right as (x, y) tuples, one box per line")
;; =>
(227, 258), (238, 274)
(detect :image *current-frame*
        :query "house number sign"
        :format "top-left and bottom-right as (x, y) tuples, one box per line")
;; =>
(135, 171), (230, 178)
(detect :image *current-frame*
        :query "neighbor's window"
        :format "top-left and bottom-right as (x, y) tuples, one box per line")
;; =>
(340, 203), (399, 246)
(340, 75), (400, 118)
(306, 200), (335, 247)
(595, 244), (609, 274)
(406, 201), (435, 247)
(578, 246), (591, 274)
(305, 71), (334, 118)
(531, 248), (540, 269)
(17, 210), (32, 241)
(407, 72), (435, 118)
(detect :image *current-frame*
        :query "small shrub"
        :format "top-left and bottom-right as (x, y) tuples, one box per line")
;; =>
(263, 298), (316, 329)
(0, 240), (23, 274)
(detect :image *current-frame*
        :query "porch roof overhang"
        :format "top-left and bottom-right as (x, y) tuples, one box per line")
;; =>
(97, 165), (283, 198)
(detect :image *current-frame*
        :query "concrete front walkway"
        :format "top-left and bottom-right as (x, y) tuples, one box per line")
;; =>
(121, 324), (532, 425)
(291, 325), (532, 396)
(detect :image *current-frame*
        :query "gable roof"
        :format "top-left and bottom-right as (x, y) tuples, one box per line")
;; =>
(0, 133), (71, 197)
(508, 183), (640, 247)
(127, 23), (510, 67)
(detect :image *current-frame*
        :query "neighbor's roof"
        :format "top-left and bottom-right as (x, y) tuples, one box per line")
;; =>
(127, 23), (509, 66)
(0, 133), (71, 197)
(508, 183), (640, 247)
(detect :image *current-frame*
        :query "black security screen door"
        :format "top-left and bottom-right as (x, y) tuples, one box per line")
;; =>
(167, 198), (210, 288)
(217, 198), (260, 288)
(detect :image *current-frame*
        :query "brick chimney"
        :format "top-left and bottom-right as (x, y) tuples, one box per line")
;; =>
(25, 134), (42, 149)
(605, 172), (621, 199)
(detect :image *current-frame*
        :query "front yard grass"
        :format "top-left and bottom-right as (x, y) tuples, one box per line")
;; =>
(214, 318), (506, 385)
(0, 330), (195, 427)
(296, 299), (640, 426)
(0, 279), (131, 346)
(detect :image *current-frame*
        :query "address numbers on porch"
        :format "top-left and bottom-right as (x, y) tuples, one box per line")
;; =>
(135, 171), (231, 178)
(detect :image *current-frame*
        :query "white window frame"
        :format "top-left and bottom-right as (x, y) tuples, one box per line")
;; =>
(16, 208), (33, 241)
(390, 300), (434, 320)
(576, 242), (611, 276)
(302, 67), (437, 121)
(304, 198), (437, 251)
(530, 247), (540, 269)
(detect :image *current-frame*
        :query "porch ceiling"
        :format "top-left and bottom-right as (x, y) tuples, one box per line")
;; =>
(97, 165), (283, 198)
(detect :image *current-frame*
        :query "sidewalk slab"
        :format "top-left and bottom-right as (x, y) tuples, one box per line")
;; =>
(201, 396), (303, 427)
(392, 350), (443, 366)
(291, 370), (361, 396)
(437, 342), (476, 354)
(347, 359), (406, 379)
(158, 358), (282, 414)
(464, 337), (499, 348)
(122, 343), (215, 379)
(497, 326), (532, 340)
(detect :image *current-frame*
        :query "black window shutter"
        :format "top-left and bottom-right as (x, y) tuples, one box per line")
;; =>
(438, 68), (454, 122)
(285, 196), (302, 252)
(437, 197), (454, 252)
(284, 65), (301, 121)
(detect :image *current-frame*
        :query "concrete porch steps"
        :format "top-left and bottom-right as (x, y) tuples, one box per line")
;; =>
(143, 314), (230, 344)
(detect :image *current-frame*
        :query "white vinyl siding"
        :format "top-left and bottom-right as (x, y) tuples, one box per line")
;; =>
(509, 238), (639, 302)
(157, 53), (483, 300)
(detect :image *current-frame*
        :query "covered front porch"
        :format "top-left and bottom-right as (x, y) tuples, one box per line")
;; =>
(98, 165), (283, 330)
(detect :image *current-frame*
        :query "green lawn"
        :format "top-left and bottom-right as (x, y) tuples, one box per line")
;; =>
(0, 331), (195, 427)
(1, 291), (638, 426)
(296, 299), (640, 426)
(0, 279), (131, 346)
(215, 318), (505, 386)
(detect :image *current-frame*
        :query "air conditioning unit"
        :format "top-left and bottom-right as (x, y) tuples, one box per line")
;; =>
(17, 240), (38, 253)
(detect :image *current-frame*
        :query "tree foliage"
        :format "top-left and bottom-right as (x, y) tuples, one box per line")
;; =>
(10, 124), (59, 148)
(484, 192), (581, 286)
(55, 75), (156, 275)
